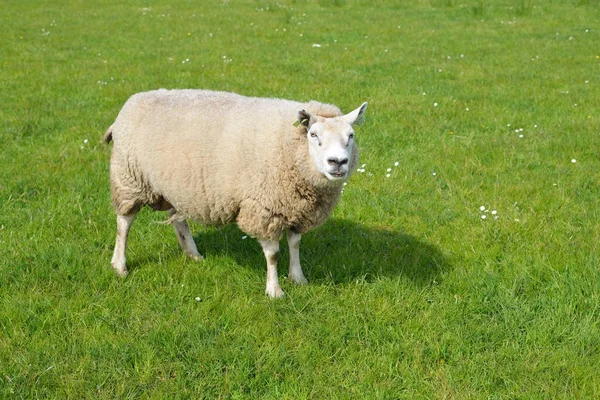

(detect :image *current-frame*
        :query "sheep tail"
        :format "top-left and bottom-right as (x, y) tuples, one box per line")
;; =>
(103, 125), (113, 143)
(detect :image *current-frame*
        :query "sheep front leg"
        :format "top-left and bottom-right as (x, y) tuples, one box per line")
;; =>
(110, 212), (137, 277)
(287, 231), (308, 285)
(259, 239), (284, 298)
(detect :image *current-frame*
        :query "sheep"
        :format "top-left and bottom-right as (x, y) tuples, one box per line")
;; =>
(104, 89), (367, 297)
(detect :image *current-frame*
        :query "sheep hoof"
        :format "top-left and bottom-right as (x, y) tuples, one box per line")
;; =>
(289, 274), (308, 285)
(188, 253), (204, 262)
(112, 263), (128, 278)
(266, 285), (285, 298)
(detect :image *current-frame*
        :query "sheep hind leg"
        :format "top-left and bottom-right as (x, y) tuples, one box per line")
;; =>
(111, 212), (138, 277)
(170, 210), (203, 261)
(287, 230), (308, 285)
(259, 239), (284, 298)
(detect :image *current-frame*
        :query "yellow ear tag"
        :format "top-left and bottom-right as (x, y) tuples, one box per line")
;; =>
(293, 119), (308, 127)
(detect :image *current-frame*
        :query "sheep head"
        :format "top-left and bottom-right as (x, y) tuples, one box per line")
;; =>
(298, 102), (367, 182)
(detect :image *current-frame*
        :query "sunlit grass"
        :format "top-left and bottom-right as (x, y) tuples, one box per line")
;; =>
(1, 0), (599, 398)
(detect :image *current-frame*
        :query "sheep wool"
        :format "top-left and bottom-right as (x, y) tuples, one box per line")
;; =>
(105, 89), (367, 297)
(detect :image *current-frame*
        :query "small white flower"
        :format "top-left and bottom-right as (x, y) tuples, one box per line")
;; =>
(491, 210), (497, 215)
(571, 159), (577, 163)
(83, 139), (88, 144)
(312, 43), (321, 48)
(394, 161), (399, 166)
(387, 168), (392, 172)
(242, 235), (248, 239)
(361, 163), (366, 168)
(195, 297), (202, 302)
(465, 107), (469, 111)
(481, 215), (487, 219)
(519, 134), (524, 138)
(432, 172), (437, 176)
(479, 205), (486, 211)
(385, 174), (391, 178)
(434, 102), (438, 107)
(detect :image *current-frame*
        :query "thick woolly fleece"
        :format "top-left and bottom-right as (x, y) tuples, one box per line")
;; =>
(105, 89), (358, 241)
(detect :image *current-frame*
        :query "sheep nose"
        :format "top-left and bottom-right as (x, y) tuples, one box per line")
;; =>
(327, 157), (348, 167)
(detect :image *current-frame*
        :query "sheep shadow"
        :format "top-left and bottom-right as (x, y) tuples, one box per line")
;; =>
(195, 218), (449, 287)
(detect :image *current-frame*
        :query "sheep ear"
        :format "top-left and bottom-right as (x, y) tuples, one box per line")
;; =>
(295, 109), (315, 128)
(342, 102), (368, 125)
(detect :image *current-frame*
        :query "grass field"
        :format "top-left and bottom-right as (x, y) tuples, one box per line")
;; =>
(1, 0), (600, 398)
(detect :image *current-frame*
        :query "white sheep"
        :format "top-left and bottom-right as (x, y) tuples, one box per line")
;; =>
(104, 89), (367, 297)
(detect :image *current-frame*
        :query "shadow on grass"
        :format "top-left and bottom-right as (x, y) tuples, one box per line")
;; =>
(194, 218), (450, 287)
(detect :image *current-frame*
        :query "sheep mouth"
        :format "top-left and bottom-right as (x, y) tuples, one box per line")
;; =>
(327, 171), (347, 180)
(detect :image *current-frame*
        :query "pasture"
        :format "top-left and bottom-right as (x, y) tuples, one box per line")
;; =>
(1, 0), (599, 398)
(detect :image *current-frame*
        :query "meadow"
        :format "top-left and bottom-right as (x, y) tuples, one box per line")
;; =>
(1, 0), (599, 398)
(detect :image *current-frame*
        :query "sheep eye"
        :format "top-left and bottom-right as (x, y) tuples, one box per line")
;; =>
(348, 133), (355, 139)
(309, 131), (317, 138)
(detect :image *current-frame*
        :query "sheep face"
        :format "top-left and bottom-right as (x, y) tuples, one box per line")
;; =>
(307, 120), (354, 181)
(300, 102), (367, 182)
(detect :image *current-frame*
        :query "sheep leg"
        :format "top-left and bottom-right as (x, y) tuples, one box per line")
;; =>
(287, 231), (308, 285)
(110, 212), (137, 277)
(259, 239), (284, 298)
(170, 211), (203, 261)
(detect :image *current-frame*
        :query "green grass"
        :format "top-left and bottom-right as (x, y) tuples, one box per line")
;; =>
(1, 0), (600, 398)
